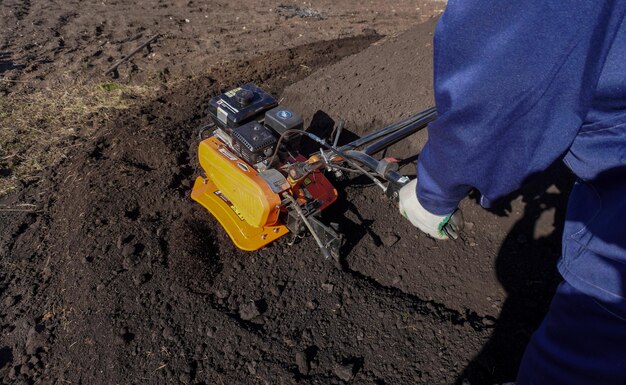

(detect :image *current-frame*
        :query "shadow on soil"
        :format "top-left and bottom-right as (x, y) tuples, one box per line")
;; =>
(457, 163), (573, 384)
(301, 107), (576, 383)
(0, 52), (25, 74)
(0, 347), (12, 370)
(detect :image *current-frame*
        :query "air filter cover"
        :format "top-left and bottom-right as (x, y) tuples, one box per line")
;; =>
(231, 121), (277, 164)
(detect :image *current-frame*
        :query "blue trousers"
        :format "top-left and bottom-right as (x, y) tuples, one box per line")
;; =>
(516, 281), (626, 384)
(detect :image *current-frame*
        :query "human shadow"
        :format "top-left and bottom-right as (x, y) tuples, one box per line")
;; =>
(456, 162), (574, 384)
(460, 165), (626, 384)
(293, 109), (625, 383)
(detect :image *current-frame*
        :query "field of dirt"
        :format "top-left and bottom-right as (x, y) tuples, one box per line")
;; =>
(0, 0), (446, 89)
(1, 1), (572, 385)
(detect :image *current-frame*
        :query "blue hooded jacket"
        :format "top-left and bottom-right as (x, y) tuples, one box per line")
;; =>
(417, 1), (626, 301)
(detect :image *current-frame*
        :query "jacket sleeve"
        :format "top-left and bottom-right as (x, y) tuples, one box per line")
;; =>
(417, 0), (626, 215)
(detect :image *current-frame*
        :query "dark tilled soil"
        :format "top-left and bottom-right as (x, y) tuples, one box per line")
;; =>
(0, 0), (444, 91)
(1, 18), (571, 385)
(282, 19), (436, 159)
(282, 18), (568, 317)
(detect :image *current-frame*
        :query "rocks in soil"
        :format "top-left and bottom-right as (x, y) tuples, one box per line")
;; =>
(178, 373), (191, 384)
(162, 326), (175, 341)
(381, 233), (400, 247)
(3, 295), (20, 308)
(121, 244), (136, 258)
(214, 288), (229, 299)
(25, 324), (48, 355)
(245, 361), (257, 375)
(305, 300), (319, 310)
(277, 5), (325, 20)
(334, 362), (355, 382)
(239, 302), (261, 321)
(321, 283), (334, 294)
(295, 351), (310, 375)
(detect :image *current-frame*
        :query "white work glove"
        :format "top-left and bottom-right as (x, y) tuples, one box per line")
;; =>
(398, 179), (464, 240)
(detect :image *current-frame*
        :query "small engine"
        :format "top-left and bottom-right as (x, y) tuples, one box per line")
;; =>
(193, 83), (340, 255)
(207, 83), (303, 166)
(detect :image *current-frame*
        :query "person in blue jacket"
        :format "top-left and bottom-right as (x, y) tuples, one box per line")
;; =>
(398, 1), (626, 384)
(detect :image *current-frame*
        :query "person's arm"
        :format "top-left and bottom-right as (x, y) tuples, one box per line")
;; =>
(416, 0), (625, 215)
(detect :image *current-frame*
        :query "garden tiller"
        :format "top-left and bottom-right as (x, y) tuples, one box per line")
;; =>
(191, 83), (437, 259)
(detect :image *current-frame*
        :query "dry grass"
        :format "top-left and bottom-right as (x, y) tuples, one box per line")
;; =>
(0, 76), (158, 196)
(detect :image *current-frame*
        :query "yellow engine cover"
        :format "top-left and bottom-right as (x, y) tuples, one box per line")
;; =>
(191, 136), (289, 251)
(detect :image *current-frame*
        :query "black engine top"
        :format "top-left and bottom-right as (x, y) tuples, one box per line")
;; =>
(207, 83), (277, 130)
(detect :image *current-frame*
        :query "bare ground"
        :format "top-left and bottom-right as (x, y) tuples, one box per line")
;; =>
(0, 2), (570, 385)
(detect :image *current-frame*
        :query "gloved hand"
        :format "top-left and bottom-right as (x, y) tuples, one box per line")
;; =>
(398, 179), (464, 240)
